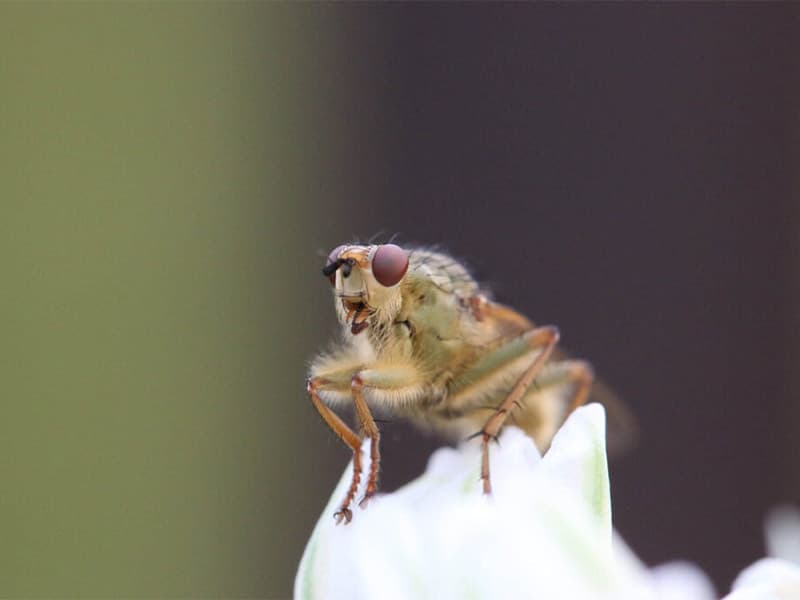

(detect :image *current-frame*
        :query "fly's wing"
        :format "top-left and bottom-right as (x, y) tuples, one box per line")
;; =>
(550, 348), (638, 457)
(594, 380), (639, 457)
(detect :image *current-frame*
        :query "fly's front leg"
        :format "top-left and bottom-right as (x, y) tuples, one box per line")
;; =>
(476, 325), (560, 494)
(350, 375), (380, 508)
(350, 365), (428, 508)
(307, 376), (363, 524)
(308, 361), (426, 523)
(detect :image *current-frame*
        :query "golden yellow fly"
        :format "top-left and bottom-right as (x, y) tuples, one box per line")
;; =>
(308, 243), (631, 524)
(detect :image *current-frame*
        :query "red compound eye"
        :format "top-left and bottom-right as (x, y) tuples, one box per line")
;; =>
(324, 245), (347, 285)
(372, 244), (409, 287)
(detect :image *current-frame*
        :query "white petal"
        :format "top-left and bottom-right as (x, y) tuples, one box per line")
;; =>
(766, 506), (800, 565)
(725, 558), (800, 600)
(539, 403), (611, 533)
(648, 561), (717, 600)
(295, 405), (712, 600)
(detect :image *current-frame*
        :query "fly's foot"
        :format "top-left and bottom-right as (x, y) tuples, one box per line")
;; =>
(358, 492), (375, 509)
(333, 506), (353, 525)
(466, 429), (500, 445)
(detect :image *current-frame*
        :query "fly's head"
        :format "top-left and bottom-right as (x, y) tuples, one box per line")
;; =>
(322, 243), (410, 336)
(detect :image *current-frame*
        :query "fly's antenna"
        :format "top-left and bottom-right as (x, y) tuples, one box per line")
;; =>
(322, 258), (355, 278)
(322, 259), (344, 278)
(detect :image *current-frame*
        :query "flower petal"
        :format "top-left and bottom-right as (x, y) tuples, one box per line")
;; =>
(725, 558), (800, 600)
(538, 403), (611, 534)
(295, 405), (712, 600)
(766, 505), (800, 565)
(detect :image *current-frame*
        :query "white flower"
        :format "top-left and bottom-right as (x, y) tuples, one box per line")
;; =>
(724, 506), (800, 600)
(295, 405), (714, 600)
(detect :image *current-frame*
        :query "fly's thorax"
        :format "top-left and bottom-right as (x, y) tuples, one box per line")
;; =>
(365, 319), (414, 362)
(389, 278), (478, 372)
(362, 277), (464, 364)
(406, 248), (479, 299)
(399, 276), (469, 339)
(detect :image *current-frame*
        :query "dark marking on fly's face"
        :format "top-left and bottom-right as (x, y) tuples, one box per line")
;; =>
(351, 320), (368, 335)
(342, 259), (354, 278)
(350, 302), (371, 335)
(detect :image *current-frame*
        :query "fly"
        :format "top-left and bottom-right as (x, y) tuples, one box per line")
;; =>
(307, 243), (633, 524)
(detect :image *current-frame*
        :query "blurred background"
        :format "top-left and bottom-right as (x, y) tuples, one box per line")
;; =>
(2, 4), (798, 598)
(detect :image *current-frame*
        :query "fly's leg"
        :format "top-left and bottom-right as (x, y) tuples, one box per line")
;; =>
(307, 377), (362, 524)
(511, 359), (595, 451)
(475, 325), (560, 494)
(350, 365), (428, 508)
(308, 362), (426, 523)
(350, 375), (380, 508)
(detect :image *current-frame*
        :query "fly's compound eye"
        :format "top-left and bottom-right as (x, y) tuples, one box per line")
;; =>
(323, 245), (347, 285)
(372, 244), (409, 287)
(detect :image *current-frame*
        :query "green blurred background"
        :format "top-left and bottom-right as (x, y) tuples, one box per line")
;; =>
(1, 4), (354, 597)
